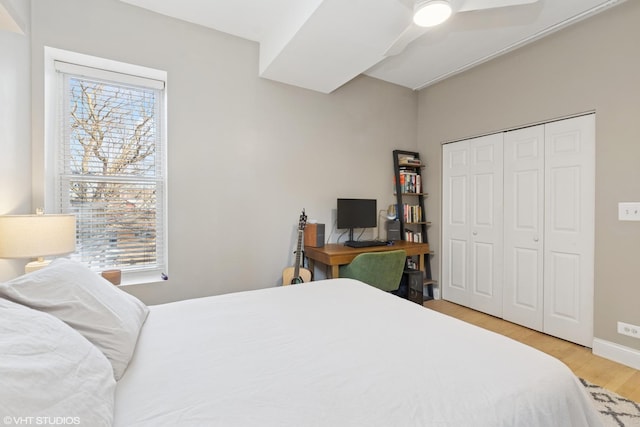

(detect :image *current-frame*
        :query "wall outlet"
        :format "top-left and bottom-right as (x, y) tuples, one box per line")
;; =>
(618, 202), (640, 221)
(617, 321), (640, 339)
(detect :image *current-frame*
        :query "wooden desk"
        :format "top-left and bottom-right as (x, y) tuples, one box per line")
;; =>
(304, 241), (430, 279)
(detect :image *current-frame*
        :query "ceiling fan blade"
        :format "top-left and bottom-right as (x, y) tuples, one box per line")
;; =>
(384, 24), (430, 56)
(458, 0), (538, 12)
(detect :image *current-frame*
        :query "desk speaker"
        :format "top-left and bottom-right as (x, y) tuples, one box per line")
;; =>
(386, 220), (401, 241)
(304, 223), (325, 247)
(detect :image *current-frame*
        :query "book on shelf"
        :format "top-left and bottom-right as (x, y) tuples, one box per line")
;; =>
(398, 155), (422, 167)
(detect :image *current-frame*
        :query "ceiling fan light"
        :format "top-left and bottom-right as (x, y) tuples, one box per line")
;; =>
(413, 0), (453, 27)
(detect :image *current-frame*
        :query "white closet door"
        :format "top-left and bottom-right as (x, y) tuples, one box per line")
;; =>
(442, 134), (503, 316)
(442, 141), (470, 307)
(503, 125), (545, 330)
(543, 114), (595, 347)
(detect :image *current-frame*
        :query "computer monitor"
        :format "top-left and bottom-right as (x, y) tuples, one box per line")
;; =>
(337, 198), (377, 242)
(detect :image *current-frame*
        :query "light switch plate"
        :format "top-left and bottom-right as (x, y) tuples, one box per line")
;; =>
(618, 202), (640, 221)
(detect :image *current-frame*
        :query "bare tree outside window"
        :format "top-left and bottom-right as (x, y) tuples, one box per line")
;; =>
(61, 76), (163, 272)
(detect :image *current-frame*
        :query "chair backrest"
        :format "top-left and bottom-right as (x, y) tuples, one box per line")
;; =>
(338, 250), (407, 292)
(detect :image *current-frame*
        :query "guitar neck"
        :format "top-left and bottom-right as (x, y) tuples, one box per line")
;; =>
(293, 229), (303, 277)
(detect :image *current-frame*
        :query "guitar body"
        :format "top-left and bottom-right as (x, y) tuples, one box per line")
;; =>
(282, 209), (311, 286)
(282, 266), (312, 286)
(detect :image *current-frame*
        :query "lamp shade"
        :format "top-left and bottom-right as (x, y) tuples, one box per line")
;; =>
(0, 214), (76, 259)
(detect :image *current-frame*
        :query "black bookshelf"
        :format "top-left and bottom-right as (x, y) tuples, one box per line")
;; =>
(393, 149), (434, 302)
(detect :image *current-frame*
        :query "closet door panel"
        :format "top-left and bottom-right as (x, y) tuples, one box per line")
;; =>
(473, 173), (495, 226)
(442, 142), (470, 306)
(466, 134), (503, 316)
(549, 166), (580, 231)
(548, 252), (580, 317)
(448, 239), (467, 290)
(449, 176), (467, 225)
(543, 115), (595, 347)
(503, 125), (544, 330)
(471, 173), (497, 298)
(442, 134), (503, 315)
(473, 242), (495, 297)
(513, 248), (539, 305)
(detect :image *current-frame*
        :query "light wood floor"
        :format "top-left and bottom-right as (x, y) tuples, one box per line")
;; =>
(424, 299), (640, 402)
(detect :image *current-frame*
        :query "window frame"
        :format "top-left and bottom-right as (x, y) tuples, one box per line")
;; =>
(43, 47), (168, 285)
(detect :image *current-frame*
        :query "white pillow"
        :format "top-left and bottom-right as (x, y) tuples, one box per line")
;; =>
(0, 297), (115, 425)
(0, 258), (149, 380)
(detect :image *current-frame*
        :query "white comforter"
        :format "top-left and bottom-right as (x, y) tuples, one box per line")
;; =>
(114, 279), (602, 426)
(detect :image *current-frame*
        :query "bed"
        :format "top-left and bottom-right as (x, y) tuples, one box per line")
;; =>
(0, 259), (602, 426)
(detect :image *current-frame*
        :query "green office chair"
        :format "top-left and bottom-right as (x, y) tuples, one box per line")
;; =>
(339, 250), (407, 292)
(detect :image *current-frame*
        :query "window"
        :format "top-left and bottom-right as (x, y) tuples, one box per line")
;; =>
(46, 50), (167, 283)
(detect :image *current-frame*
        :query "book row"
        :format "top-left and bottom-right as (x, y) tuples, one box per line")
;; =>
(404, 229), (423, 243)
(402, 203), (423, 223)
(394, 170), (422, 194)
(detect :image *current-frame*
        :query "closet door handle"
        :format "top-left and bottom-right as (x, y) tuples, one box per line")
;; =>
(533, 235), (539, 242)
(472, 231), (478, 236)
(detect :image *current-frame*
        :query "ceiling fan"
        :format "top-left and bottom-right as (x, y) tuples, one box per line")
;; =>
(385, 0), (539, 56)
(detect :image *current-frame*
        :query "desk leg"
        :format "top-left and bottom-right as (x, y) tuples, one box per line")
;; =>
(308, 259), (315, 280)
(330, 265), (339, 279)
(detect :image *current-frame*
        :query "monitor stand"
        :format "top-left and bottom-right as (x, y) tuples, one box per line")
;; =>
(345, 228), (356, 246)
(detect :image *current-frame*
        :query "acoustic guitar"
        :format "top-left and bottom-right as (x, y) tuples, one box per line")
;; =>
(282, 210), (312, 285)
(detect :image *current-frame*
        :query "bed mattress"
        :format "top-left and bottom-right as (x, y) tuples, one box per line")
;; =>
(114, 278), (602, 426)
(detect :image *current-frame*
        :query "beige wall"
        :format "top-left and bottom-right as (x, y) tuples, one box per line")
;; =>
(0, 0), (30, 279)
(418, 1), (640, 350)
(23, 0), (418, 304)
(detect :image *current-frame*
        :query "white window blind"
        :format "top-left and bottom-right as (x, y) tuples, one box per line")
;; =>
(54, 60), (166, 277)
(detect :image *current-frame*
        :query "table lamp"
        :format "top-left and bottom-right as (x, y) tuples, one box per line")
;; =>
(0, 212), (76, 273)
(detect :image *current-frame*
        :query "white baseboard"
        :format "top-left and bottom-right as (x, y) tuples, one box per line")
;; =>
(592, 338), (640, 370)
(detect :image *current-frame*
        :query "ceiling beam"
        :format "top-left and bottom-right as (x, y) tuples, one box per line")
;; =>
(0, 0), (25, 34)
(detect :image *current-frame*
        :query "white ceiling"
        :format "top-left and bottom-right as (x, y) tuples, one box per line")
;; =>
(119, 0), (625, 93)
